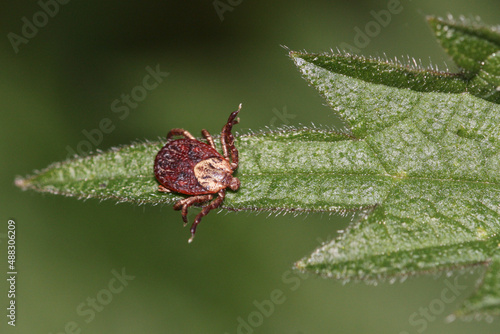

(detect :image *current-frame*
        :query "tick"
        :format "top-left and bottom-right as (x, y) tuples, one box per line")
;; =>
(154, 104), (242, 243)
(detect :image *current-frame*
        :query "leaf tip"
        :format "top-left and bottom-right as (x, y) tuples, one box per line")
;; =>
(288, 49), (299, 58)
(294, 257), (312, 273)
(14, 175), (31, 190)
(426, 15), (437, 23)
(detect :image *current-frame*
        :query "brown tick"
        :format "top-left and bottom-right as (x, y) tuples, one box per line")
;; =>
(154, 104), (241, 243)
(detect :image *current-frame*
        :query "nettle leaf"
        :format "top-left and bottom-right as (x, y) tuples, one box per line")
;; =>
(16, 129), (388, 212)
(290, 15), (500, 317)
(15, 14), (500, 318)
(428, 16), (500, 102)
(428, 16), (500, 75)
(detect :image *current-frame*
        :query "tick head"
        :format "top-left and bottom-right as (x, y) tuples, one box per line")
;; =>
(229, 176), (240, 191)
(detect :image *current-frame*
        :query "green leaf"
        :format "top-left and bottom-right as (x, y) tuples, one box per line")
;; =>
(15, 130), (391, 213)
(290, 16), (500, 317)
(16, 142), (170, 205)
(468, 52), (500, 103)
(428, 16), (500, 103)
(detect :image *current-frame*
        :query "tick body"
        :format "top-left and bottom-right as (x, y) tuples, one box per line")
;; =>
(154, 104), (241, 242)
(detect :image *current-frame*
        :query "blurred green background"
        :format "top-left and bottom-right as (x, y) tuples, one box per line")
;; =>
(1, 0), (500, 333)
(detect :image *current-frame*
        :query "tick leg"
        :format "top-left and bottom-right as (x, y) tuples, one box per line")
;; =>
(189, 190), (226, 243)
(167, 128), (195, 140)
(202, 129), (216, 149)
(158, 185), (171, 193)
(174, 194), (213, 226)
(221, 104), (241, 170)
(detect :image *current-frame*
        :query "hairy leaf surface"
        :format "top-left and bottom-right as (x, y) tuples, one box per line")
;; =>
(291, 16), (500, 316)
